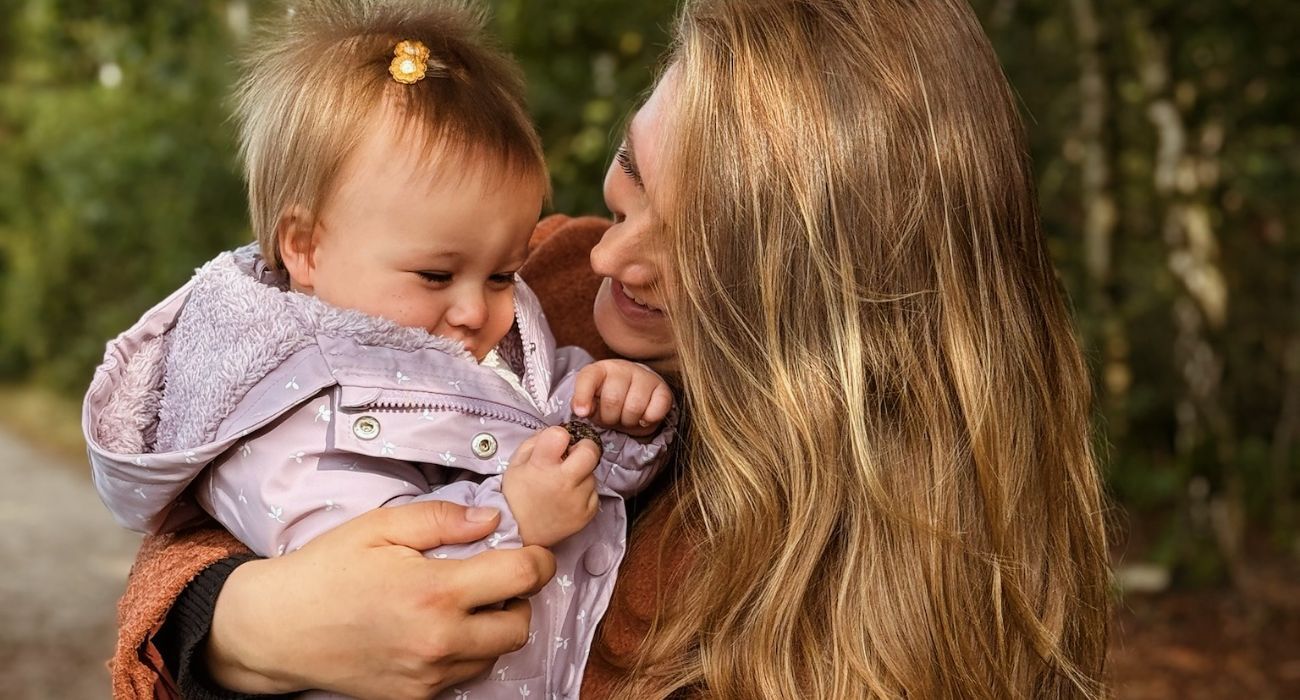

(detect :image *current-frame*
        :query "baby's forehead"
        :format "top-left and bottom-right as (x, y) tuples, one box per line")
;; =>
(407, 245), (530, 264)
(362, 98), (546, 188)
(389, 215), (535, 267)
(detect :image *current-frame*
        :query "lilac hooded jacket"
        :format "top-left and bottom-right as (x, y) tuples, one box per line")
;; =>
(83, 244), (674, 699)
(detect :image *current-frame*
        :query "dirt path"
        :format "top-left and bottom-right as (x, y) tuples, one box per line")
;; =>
(0, 427), (141, 699)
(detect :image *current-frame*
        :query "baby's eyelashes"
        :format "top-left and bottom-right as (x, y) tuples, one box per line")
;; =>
(416, 270), (452, 284)
(488, 273), (518, 289)
(415, 271), (517, 288)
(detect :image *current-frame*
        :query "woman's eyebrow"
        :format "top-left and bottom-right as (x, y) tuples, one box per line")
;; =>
(618, 128), (646, 192)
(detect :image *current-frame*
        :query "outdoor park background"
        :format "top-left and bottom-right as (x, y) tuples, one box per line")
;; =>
(1, 0), (1297, 697)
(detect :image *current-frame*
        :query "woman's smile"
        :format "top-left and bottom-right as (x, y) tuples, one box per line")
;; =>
(612, 279), (664, 315)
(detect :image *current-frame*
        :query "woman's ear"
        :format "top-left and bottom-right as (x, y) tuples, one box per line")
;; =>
(277, 206), (318, 291)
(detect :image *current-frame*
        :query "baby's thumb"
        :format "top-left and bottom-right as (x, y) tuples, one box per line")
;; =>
(532, 425), (575, 462)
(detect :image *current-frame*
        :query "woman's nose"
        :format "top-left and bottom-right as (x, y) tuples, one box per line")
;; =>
(590, 224), (658, 288)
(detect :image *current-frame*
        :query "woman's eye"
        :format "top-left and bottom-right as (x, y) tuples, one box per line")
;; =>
(417, 271), (452, 284)
(616, 146), (637, 180)
(489, 273), (518, 287)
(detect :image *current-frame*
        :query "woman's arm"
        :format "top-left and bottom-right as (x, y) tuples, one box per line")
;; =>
(124, 496), (554, 700)
(200, 502), (554, 698)
(151, 551), (263, 699)
(113, 527), (252, 699)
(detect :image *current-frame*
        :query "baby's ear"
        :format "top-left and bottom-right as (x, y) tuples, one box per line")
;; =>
(277, 205), (318, 290)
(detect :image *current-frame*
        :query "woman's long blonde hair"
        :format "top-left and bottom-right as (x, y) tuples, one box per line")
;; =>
(630, 0), (1110, 697)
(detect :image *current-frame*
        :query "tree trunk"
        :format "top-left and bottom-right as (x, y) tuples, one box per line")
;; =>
(1069, 0), (1128, 436)
(1136, 19), (1241, 588)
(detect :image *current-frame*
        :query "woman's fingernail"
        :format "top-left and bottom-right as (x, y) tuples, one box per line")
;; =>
(574, 404), (588, 417)
(638, 419), (649, 427)
(466, 507), (499, 523)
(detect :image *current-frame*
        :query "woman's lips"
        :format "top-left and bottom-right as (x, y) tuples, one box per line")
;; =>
(610, 279), (664, 321)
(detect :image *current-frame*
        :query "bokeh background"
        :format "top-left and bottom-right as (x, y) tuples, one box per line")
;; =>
(1, 0), (1297, 697)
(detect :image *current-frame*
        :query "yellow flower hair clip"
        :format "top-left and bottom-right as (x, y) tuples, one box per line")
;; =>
(389, 39), (430, 84)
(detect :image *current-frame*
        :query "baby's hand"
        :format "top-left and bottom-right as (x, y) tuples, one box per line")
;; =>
(572, 360), (673, 437)
(502, 426), (600, 547)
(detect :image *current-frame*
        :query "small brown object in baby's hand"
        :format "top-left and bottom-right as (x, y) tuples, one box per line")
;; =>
(562, 420), (600, 447)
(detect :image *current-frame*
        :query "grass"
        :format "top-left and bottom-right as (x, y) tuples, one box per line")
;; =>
(0, 383), (88, 465)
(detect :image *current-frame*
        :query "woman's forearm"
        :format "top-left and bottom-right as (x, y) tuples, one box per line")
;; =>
(155, 554), (288, 699)
(191, 501), (555, 700)
(203, 558), (304, 695)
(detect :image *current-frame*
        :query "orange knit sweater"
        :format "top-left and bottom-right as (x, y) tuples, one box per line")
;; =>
(108, 215), (684, 699)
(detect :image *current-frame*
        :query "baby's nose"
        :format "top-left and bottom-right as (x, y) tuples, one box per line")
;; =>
(446, 292), (488, 330)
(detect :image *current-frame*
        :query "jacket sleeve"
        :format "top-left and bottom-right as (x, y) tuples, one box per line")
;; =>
(549, 347), (678, 499)
(592, 414), (677, 497)
(408, 475), (524, 559)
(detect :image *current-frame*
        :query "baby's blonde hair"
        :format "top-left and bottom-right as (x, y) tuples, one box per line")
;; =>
(235, 0), (548, 267)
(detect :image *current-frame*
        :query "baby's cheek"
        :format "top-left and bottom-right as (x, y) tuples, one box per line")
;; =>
(485, 293), (517, 344)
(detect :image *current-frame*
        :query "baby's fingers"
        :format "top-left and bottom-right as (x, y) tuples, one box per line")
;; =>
(559, 438), (601, 485)
(619, 375), (655, 430)
(531, 426), (574, 465)
(597, 371), (631, 427)
(508, 432), (539, 469)
(571, 364), (606, 419)
(642, 381), (674, 427)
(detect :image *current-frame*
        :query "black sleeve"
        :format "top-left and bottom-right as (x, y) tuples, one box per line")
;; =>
(153, 553), (293, 700)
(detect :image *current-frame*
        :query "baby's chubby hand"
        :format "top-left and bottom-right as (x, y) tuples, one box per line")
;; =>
(502, 426), (601, 547)
(571, 360), (673, 437)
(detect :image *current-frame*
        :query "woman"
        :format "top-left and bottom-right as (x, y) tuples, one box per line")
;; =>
(112, 0), (1110, 697)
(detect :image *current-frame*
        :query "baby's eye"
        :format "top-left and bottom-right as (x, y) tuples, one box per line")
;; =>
(417, 271), (452, 284)
(488, 273), (518, 288)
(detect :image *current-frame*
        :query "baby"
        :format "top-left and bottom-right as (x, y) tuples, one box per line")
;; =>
(82, 2), (673, 698)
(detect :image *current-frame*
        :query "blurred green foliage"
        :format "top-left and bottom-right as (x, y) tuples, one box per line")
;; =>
(1, 0), (1297, 578)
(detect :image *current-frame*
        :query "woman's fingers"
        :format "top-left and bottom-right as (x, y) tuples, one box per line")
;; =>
(352, 500), (501, 551)
(429, 660), (498, 695)
(446, 546), (557, 610)
(449, 598), (537, 661)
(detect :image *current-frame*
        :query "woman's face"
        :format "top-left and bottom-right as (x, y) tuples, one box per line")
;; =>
(591, 71), (678, 371)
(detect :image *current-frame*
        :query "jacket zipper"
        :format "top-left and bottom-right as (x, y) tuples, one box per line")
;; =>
(342, 395), (547, 430)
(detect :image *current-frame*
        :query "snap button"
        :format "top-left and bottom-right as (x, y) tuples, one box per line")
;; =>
(582, 542), (614, 576)
(471, 432), (498, 459)
(352, 416), (381, 440)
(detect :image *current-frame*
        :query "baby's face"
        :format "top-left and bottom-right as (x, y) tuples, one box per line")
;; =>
(301, 114), (544, 361)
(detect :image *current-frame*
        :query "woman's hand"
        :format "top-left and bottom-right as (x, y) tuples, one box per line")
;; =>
(205, 501), (556, 699)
